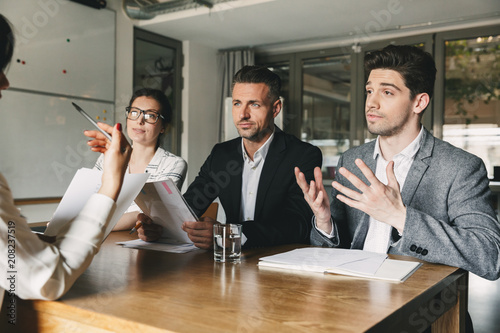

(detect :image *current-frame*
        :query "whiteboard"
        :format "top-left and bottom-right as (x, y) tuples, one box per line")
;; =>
(0, 90), (114, 199)
(0, 0), (115, 101)
(0, 1), (116, 199)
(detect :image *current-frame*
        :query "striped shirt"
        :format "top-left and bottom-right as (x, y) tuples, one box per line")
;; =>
(93, 147), (187, 213)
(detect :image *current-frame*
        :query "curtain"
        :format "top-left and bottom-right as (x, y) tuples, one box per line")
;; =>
(216, 48), (254, 142)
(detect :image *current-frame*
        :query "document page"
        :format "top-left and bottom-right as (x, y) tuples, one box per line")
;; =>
(44, 168), (149, 238)
(258, 247), (421, 282)
(115, 239), (198, 253)
(132, 179), (197, 245)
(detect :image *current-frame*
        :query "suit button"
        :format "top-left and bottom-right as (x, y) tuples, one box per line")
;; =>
(416, 247), (423, 254)
(410, 245), (417, 252)
(422, 249), (428, 256)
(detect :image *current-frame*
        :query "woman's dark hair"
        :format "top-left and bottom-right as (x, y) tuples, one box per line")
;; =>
(129, 88), (173, 126)
(364, 44), (437, 101)
(0, 14), (15, 72)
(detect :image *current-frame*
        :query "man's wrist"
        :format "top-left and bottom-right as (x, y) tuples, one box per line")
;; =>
(315, 216), (333, 235)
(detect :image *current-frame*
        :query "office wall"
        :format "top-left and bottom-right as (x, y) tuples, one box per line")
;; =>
(181, 41), (219, 186)
(108, 0), (219, 188)
(107, 0), (134, 124)
(108, 1), (219, 188)
(0, 0), (116, 199)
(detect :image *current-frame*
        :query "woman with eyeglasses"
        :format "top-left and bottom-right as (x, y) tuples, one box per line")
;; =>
(93, 88), (187, 240)
(0, 14), (132, 305)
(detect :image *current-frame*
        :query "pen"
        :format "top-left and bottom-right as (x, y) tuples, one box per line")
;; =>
(72, 102), (113, 141)
(129, 221), (143, 234)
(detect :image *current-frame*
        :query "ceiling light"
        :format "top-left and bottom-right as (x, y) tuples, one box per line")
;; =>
(123, 0), (237, 20)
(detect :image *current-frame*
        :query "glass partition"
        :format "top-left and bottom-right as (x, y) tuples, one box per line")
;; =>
(301, 54), (352, 179)
(442, 34), (500, 178)
(133, 28), (183, 155)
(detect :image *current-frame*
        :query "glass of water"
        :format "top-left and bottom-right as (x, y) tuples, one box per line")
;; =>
(213, 224), (242, 263)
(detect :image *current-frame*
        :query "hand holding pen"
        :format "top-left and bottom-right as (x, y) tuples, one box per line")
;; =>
(84, 121), (119, 153)
(129, 221), (143, 234)
(89, 123), (131, 202)
(130, 213), (163, 242)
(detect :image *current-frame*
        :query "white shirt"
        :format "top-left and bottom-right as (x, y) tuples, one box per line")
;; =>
(316, 127), (424, 252)
(362, 127), (424, 253)
(240, 131), (274, 222)
(0, 172), (116, 308)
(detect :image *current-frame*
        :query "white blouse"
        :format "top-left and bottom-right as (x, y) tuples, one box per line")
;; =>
(0, 172), (116, 308)
(94, 147), (187, 214)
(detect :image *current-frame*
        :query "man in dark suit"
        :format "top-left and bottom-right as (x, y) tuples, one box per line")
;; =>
(181, 65), (322, 249)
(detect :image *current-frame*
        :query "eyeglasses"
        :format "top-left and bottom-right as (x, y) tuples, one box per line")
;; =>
(125, 107), (164, 124)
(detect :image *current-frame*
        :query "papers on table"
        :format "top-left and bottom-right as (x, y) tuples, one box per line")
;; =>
(258, 247), (421, 282)
(115, 239), (199, 253)
(44, 168), (149, 238)
(116, 179), (198, 252)
(133, 179), (197, 244)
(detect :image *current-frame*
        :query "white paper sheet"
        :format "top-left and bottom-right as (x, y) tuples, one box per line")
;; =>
(116, 239), (199, 253)
(258, 247), (422, 282)
(133, 179), (197, 245)
(44, 168), (149, 238)
(259, 248), (387, 275)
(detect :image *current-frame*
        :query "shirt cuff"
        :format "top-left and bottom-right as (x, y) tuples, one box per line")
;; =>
(313, 216), (335, 239)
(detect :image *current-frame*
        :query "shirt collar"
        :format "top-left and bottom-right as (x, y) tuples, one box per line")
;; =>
(241, 128), (275, 166)
(373, 126), (424, 160)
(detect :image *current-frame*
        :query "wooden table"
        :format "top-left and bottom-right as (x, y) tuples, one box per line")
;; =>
(1, 232), (467, 332)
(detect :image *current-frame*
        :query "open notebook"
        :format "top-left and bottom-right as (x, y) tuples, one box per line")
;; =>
(258, 247), (422, 282)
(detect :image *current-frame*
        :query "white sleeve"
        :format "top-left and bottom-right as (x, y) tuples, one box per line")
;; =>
(0, 181), (115, 301)
(93, 154), (105, 171)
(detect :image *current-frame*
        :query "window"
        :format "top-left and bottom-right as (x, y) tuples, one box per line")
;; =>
(133, 28), (183, 155)
(258, 48), (356, 179)
(257, 36), (431, 180)
(302, 54), (352, 178)
(435, 26), (500, 178)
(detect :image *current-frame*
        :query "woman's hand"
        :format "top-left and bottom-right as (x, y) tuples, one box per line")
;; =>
(86, 123), (132, 201)
(136, 213), (163, 242)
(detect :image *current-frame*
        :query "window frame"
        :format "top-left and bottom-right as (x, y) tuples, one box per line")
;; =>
(133, 28), (183, 155)
(434, 25), (500, 139)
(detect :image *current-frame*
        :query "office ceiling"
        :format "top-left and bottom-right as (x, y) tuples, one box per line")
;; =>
(134, 0), (500, 51)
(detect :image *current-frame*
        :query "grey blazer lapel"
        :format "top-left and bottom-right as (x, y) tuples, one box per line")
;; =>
(401, 128), (433, 205)
(350, 142), (377, 249)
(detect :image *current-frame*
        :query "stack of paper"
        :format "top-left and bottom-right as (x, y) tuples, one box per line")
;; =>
(115, 239), (198, 253)
(258, 247), (421, 282)
(133, 179), (197, 245)
(116, 179), (200, 253)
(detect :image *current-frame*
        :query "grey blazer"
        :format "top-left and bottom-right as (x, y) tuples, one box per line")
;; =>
(311, 128), (500, 280)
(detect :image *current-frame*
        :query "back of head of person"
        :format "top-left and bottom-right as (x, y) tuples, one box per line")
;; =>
(0, 14), (14, 93)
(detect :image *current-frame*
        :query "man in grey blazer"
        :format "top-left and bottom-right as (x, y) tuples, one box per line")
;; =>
(295, 45), (500, 282)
